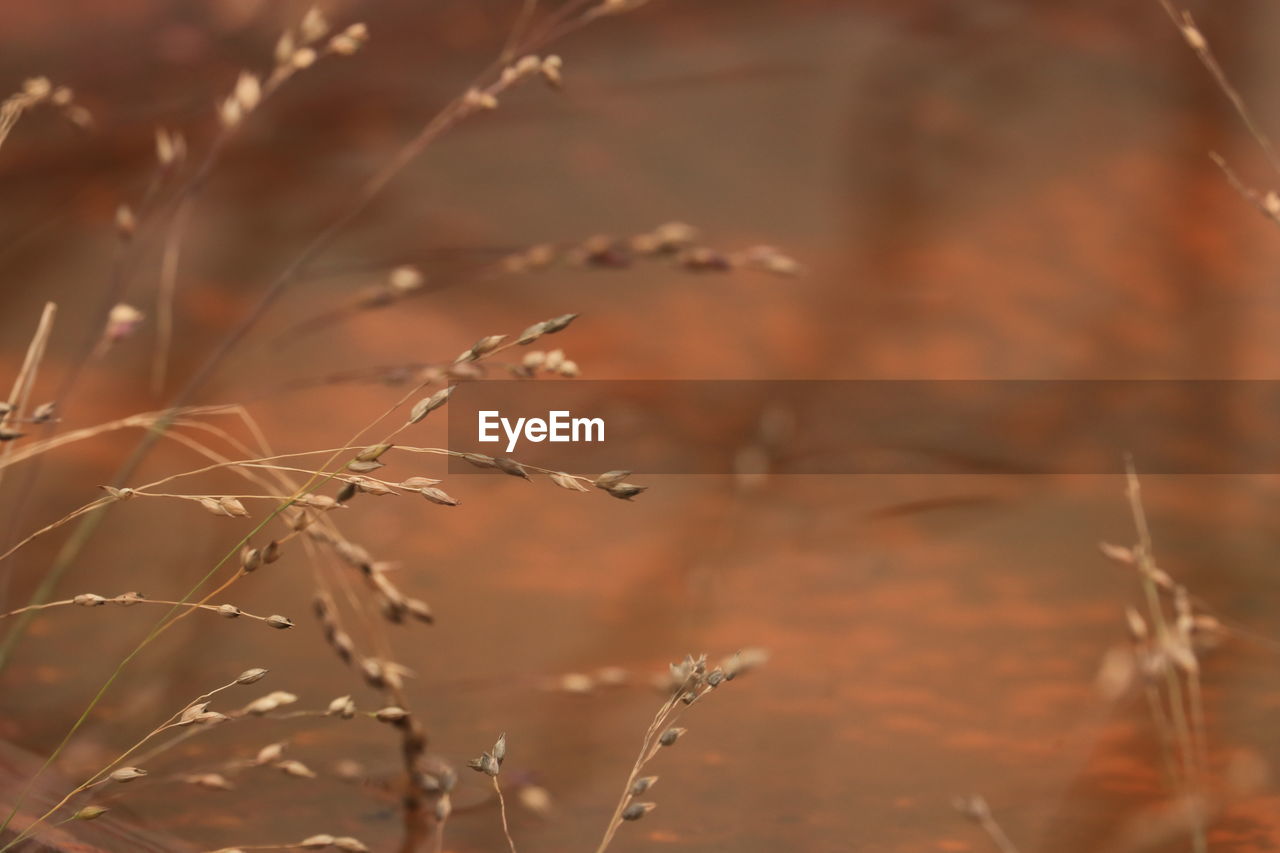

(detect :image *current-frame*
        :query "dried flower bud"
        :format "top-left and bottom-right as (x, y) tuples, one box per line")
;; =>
(540, 54), (563, 88)
(631, 776), (658, 794)
(495, 458), (530, 480)
(621, 802), (656, 821)
(72, 805), (108, 821)
(604, 483), (647, 501)
(388, 266), (423, 293)
(300, 7), (329, 43)
(74, 593), (106, 607)
(435, 793), (453, 821)
(408, 386), (455, 424)
(234, 72), (261, 112)
(112, 591), (145, 606)
(265, 614), (294, 630)
(463, 88), (498, 110)
(30, 401), (56, 423)
(328, 695), (356, 719)
(493, 733), (507, 765)
(332, 838), (370, 853)
(109, 767), (147, 782)
(292, 47), (318, 69)
(256, 742), (286, 764)
(240, 546), (262, 572)
(182, 772), (235, 790)
(218, 603), (241, 618)
(419, 486), (459, 506)
(658, 727), (686, 747)
(406, 598), (434, 624)
(263, 540), (282, 563)
(276, 759), (317, 779)
(593, 470), (629, 488)
(105, 303), (144, 343)
(236, 667), (268, 685)
(300, 835), (335, 849)
(179, 701), (210, 724)
(375, 706), (410, 724)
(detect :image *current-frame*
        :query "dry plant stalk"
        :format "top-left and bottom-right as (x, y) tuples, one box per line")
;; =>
(1092, 462), (1213, 853)
(0, 2), (768, 851)
(594, 651), (755, 853)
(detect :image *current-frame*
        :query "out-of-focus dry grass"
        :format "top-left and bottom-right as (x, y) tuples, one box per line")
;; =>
(3, 1), (1280, 852)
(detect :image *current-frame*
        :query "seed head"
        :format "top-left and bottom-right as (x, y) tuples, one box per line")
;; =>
(236, 667), (269, 685)
(621, 802), (656, 821)
(658, 727), (686, 747)
(72, 805), (108, 821)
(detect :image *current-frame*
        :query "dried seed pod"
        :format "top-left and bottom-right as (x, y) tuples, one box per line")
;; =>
(420, 486), (459, 506)
(492, 733), (507, 765)
(31, 402), (56, 423)
(352, 477), (395, 496)
(109, 767), (147, 782)
(332, 838), (370, 853)
(105, 303), (144, 343)
(234, 72), (261, 112)
(300, 7), (329, 42)
(266, 614), (294, 630)
(72, 805), (108, 821)
(593, 470), (630, 488)
(540, 55), (563, 88)
(73, 593), (106, 607)
(557, 673), (594, 694)
(518, 784), (553, 817)
(495, 458), (529, 480)
(621, 802), (656, 821)
(179, 702), (210, 724)
(630, 776), (658, 795)
(375, 706), (410, 723)
(467, 752), (500, 777)
(0, 428), (24, 442)
(217, 604), (241, 618)
(658, 727), (686, 747)
(463, 335), (507, 362)
(549, 471), (589, 492)
(300, 835), (336, 849)
(327, 695), (356, 719)
(462, 452), (497, 469)
(434, 793), (453, 821)
(408, 385), (455, 425)
(181, 773), (234, 790)
(345, 460), (384, 475)
(298, 494), (338, 511)
(195, 711), (229, 725)
(276, 759), (317, 779)
(263, 540), (282, 563)
(516, 321), (549, 345)
(336, 481), (358, 504)
(111, 591), (145, 606)
(388, 265), (423, 293)
(356, 443), (393, 462)
(603, 483), (647, 501)
(99, 486), (134, 500)
(406, 598), (434, 624)
(240, 546), (262, 572)
(236, 667), (268, 685)
(256, 742), (286, 764)
(399, 476), (442, 489)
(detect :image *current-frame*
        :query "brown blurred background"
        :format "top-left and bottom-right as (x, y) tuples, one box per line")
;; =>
(3, 0), (1280, 851)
